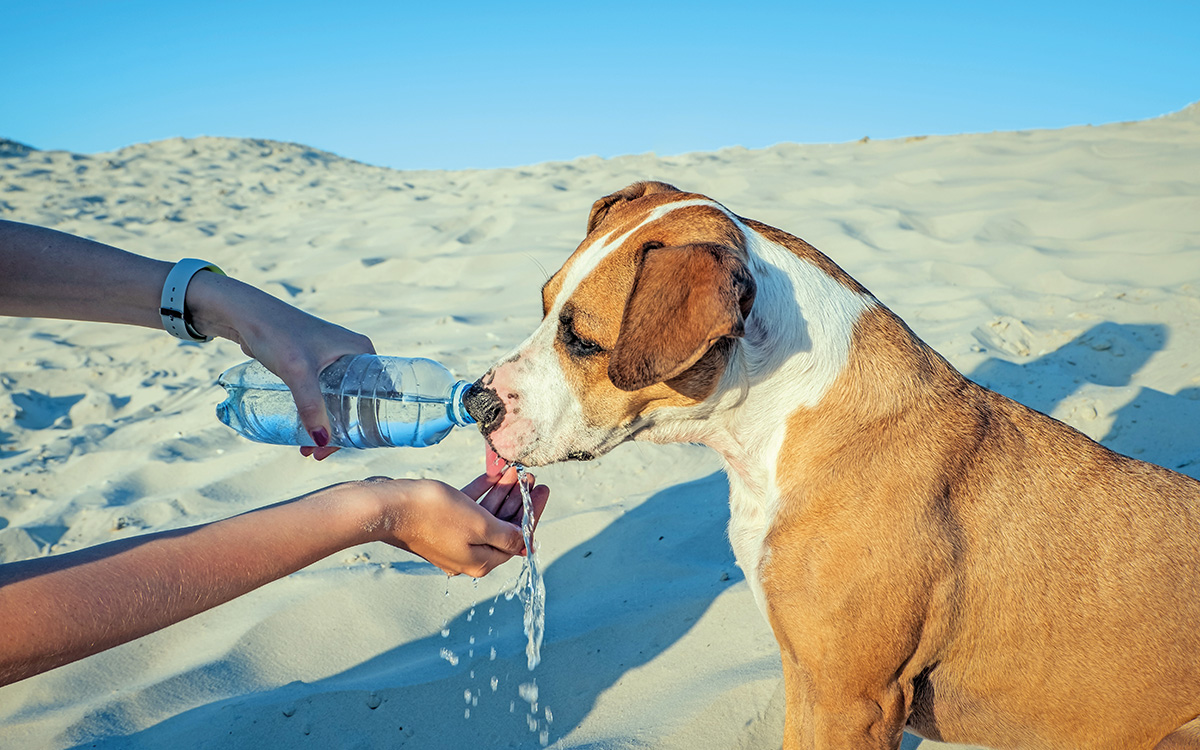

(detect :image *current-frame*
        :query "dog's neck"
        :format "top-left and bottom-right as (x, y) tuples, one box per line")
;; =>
(638, 225), (879, 491)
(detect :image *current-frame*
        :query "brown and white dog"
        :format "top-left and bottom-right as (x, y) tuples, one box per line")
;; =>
(469, 181), (1200, 749)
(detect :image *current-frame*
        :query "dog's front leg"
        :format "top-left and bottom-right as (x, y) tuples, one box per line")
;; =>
(777, 647), (908, 750)
(779, 652), (814, 747)
(764, 529), (943, 750)
(808, 683), (909, 750)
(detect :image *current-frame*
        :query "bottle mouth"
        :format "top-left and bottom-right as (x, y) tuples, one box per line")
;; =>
(450, 380), (476, 426)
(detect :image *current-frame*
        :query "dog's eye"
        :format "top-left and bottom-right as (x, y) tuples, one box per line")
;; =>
(558, 314), (604, 358)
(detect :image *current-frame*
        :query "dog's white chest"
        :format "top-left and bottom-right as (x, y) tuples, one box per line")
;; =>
(726, 474), (776, 618)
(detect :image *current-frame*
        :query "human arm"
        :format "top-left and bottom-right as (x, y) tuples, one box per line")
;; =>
(0, 468), (549, 687)
(0, 220), (372, 454)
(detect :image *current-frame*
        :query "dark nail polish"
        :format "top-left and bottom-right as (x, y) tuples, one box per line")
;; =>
(311, 428), (330, 447)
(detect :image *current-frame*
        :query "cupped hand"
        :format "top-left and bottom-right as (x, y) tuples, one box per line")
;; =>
(358, 469), (549, 578)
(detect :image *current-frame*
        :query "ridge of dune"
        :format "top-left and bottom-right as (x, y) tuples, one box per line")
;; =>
(5, 97), (1198, 173)
(1, 106), (1198, 750)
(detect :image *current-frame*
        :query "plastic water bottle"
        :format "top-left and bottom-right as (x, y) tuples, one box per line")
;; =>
(216, 355), (477, 448)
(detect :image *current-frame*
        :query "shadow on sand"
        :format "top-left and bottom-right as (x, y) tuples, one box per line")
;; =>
(80, 472), (742, 749)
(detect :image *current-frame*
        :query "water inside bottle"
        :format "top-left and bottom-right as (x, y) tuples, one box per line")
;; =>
(326, 392), (457, 448)
(216, 359), (459, 448)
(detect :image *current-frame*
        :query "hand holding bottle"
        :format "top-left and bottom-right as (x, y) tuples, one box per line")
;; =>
(185, 271), (375, 460)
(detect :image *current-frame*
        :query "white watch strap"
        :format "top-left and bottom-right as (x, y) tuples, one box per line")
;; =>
(160, 258), (226, 342)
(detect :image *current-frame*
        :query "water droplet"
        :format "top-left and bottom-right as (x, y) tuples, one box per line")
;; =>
(491, 676), (499, 692)
(441, 627), (450, 638)
(464, 690), (472, 703)
(490, 646), (497, 661)
(464, 708), (470, 719)
(439, 648), (459, 666)
(518, 681), (539, 706)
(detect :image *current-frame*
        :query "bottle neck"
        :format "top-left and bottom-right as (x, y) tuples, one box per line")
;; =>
(450, 380), (476, 427)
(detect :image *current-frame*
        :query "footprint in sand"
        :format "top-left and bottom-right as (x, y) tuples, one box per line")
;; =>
(11, 390), (85, 430)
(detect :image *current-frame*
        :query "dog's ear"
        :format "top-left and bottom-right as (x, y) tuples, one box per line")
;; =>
(586, 181), (681, 235)
(608, 243), (756, 391)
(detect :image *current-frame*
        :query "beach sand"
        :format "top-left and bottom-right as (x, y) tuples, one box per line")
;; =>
(1, 104), (1197, 749)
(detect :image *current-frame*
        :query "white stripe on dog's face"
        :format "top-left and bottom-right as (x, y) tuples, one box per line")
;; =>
(549, 198), (720, 320)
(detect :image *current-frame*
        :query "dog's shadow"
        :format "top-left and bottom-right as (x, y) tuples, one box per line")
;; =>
(969, 321), (1200, 480)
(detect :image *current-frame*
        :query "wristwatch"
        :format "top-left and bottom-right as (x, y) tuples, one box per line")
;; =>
(160, 258), (226, 342)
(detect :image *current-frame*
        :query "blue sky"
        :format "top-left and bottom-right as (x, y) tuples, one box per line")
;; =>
(4, 1), (1197, 171)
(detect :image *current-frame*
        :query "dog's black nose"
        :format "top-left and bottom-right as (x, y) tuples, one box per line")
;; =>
(463, 381), (505, 435)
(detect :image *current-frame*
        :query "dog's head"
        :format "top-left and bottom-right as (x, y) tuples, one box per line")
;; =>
(468, 181), (756, 466)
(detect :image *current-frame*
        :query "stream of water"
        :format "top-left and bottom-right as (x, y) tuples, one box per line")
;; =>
(513, 465), (545, 670)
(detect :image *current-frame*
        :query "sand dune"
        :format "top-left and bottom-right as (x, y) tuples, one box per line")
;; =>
(1, 104), (1198, 749)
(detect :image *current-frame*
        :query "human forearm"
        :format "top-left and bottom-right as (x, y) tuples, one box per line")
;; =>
(0, 220), (171, 327)
(0, 220), (375, 449)
(0, 471), (545, 687)
(0, 482), (379, 686)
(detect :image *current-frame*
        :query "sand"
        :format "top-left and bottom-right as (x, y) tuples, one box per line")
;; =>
(1, 104), (1197, 749)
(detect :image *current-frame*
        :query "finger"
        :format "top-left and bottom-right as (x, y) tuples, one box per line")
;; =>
(459, 472), (499, 501)
(495, 472), (533, 522)
(312, 446), (339, 460)
(479, 515), (527, 557)
(479, 467), (520, 516)
(511, 485), (551, 555)
(528, 484), (550, 528)
(281, 371), (333, 448)
(496, 486), (523, 523)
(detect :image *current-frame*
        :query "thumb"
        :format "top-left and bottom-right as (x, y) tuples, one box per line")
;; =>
(481, 515), (527, 557)
(468, 543), (521, 578)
